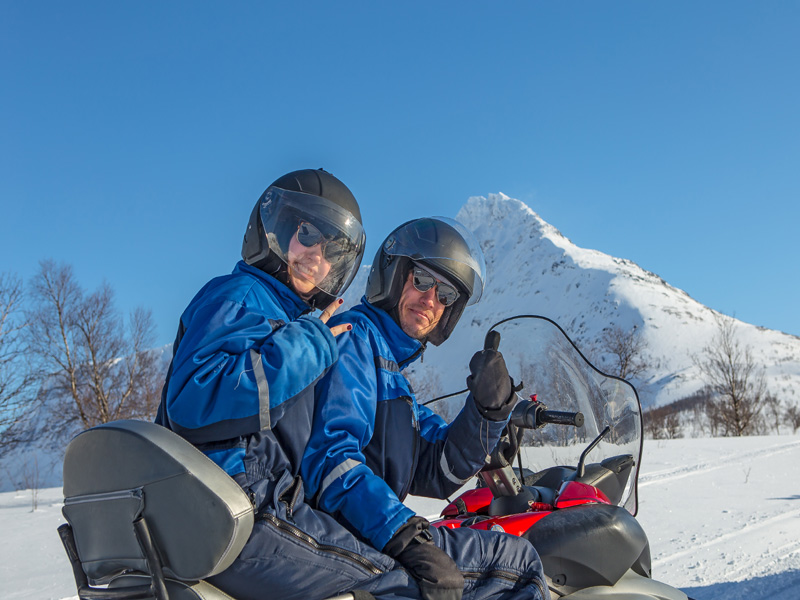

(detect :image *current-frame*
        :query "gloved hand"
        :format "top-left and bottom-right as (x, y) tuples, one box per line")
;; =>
(383, 516), (464, 600)
(466, 349), (517, 421)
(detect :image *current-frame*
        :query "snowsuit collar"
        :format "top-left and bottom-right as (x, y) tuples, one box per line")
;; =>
(233, 260), (310, 318)
(353, 298), (425, 369)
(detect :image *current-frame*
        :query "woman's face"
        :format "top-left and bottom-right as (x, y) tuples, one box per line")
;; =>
(286, 226), (333, 299)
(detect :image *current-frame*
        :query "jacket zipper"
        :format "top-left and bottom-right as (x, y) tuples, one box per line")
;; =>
(398, 396), (420, 501)
(260, 512), (384, 576)
(395, 342), (423, 501)
(398, 345), (424, 369)
(462, 569), (546, 596)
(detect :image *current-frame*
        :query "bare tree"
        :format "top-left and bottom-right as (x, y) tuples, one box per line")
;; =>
(24, 260), (162, 439)
(0, 272), (35, 453)
(761, 394), (783, 435)
(643, 405), (683, 440)
(703, 394), (723, 437)
(595, 324), (649, 381)
(664, 412), (682, 439)
(21, 456), (40, 511)
(644, 410), (667, 440)
(405, 369), (457, 421)
(785, 405), (800, 434)
(694, 313), (766, 437)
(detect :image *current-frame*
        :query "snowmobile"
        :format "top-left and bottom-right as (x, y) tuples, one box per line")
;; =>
(56, 315), (688, 600)
(427, 315), (689, 600)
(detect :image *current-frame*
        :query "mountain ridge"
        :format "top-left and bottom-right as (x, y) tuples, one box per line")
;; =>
(445, 193), (800, 409)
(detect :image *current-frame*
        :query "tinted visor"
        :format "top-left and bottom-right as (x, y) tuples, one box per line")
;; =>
(259, 187), (365, 297)
(296, 222), (354, 265)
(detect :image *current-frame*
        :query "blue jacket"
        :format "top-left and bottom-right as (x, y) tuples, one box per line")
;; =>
(156, 261), (338, 509)
(302, 299), (507, 551)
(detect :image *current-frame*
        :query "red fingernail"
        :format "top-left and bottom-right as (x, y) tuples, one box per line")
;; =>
(339, 298), (344, 304)
(347, 324), (352, 330)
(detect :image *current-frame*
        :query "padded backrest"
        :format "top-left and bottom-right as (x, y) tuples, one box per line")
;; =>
(62, 420), (254, 584)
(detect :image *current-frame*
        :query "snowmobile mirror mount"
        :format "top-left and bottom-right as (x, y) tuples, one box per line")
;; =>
(577, 426), (611, 479)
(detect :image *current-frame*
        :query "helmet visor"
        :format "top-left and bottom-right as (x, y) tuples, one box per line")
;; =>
(259, 187), (366, 297)
(382, 217), (486, 305)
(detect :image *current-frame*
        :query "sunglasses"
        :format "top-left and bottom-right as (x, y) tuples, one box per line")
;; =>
(296, 222), (351, 264)
(411, 267), (460, 307)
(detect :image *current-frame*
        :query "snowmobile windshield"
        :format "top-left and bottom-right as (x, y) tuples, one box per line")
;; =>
(410, 315), (643, 515)
(259, 186), (366, 297)
(491, 316), (643, 514)
(382, 216), (486, 305)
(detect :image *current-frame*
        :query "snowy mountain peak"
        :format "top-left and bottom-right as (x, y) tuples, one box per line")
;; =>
(459, 193), (571, 249)
(416, 194), (800, 410)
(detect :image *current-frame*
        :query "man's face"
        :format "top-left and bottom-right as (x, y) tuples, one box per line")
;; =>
(286, 224), (333, 299)
(397, 270), (446, 340)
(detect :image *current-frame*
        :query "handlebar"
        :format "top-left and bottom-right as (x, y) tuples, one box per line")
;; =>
(510, 401), (584, 429)
(539, 410), (585, 427)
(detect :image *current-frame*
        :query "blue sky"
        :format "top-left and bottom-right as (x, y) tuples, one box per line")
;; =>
(2, 1), (798, 345)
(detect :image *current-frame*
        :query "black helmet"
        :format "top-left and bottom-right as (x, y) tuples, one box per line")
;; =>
(366, 217), (486, 345)
(242, 169), (366, 308)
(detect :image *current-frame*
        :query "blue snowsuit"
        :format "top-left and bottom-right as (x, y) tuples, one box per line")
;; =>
(303, 299), (549, 600)
(155, 261), (423, 600)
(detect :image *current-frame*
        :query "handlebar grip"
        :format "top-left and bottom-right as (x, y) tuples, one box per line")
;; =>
(484, 330), (501, 352)
(510, 402), (584, 429)
(539, 410), (584, 428)
(510, 402), (537, 429)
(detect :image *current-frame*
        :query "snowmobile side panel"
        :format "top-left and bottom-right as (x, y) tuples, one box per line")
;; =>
(558, 569), (688, 600)
(523, 504), (648, 595)
(555, 481), (611, 508)
(467, 511), (551, 536)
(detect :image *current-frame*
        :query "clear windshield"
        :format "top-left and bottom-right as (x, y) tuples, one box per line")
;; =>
(489, 316), (642, 514)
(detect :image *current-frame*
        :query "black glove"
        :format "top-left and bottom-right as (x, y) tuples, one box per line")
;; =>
(466, 349), (517, 421)
(383, 516), (464, 600)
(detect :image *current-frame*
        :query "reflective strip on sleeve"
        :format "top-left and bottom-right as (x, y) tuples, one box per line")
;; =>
(440, 443), (472, 485)
(250, 348), (271, 431)
(320, 458), (361, 496)
(374, 356), (400, 372)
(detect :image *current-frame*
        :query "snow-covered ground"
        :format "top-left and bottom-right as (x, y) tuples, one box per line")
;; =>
(2, 434), (799, 600)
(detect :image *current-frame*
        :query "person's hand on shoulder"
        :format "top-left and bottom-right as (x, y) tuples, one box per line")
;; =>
(319, 298), (352, 337)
